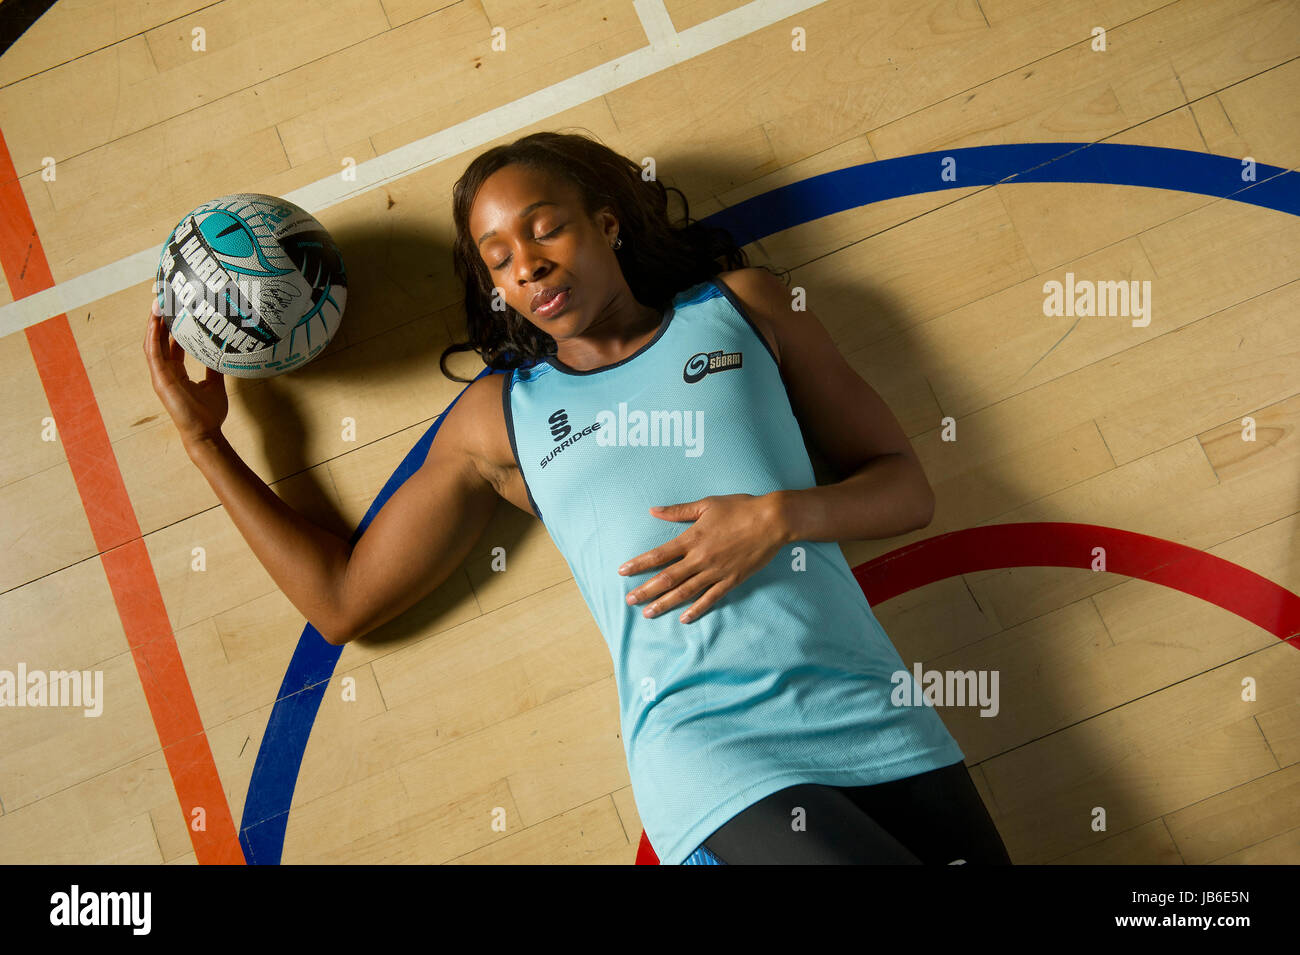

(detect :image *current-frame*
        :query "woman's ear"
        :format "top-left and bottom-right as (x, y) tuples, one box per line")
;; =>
(594, 205), (619, 244)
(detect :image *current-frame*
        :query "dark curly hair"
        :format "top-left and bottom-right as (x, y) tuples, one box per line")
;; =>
(438, 129), (789, 382)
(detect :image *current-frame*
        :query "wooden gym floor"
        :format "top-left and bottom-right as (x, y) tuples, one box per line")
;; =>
(0, 0), (1297, 864)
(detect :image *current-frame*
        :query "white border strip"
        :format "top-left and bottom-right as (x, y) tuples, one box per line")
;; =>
(1, 0), (823, 337)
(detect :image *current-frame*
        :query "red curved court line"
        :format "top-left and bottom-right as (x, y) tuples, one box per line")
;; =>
(853, 522), (1300, 645)
(635, 521), (1300, 863)
(0, 127), (244, 864)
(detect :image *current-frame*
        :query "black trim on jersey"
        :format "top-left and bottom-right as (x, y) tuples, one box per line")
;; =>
(543, 302), (677, 375)
(708, 275), (781, 369)
(500, 369), (544, 522)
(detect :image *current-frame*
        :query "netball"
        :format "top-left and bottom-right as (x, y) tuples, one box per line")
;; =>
(154, 193), (347, 378)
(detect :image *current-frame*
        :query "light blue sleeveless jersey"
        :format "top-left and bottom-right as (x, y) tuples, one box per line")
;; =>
(501, 277), (964, 864)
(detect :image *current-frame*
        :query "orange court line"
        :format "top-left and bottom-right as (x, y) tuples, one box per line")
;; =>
(0, 126), (244, 865)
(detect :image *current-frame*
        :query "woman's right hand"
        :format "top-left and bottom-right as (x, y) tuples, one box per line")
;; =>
(143, 299), (229, 446)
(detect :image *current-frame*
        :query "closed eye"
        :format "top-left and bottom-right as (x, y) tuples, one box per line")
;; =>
(489, 225), (563, 270)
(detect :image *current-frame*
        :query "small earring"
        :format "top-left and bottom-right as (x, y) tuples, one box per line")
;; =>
(612, 236), (623, 250)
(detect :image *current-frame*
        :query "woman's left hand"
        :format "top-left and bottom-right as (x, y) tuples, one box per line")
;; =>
(617, 492), (790, 624)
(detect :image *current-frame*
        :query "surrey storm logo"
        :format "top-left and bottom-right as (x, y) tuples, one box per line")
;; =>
(683, 349), (742, 383)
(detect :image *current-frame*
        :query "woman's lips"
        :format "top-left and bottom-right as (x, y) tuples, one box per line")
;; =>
(534, 288), (570, 318)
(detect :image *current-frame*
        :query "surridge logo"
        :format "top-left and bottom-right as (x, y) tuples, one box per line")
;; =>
(683, 348), (742, 383)
(539, 402), (703, 468)
(548, 408), (570, 442)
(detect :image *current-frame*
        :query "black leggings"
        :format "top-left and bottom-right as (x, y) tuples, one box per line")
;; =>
(695, 761), (1012, 864)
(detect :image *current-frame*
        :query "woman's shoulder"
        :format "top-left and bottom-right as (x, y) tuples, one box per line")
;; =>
(709, 268), (785, 365)
(445, 372), (516, 472)
(712, 266), (786, 302)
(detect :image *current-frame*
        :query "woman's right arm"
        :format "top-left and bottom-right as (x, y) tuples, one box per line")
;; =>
(182, 432), (357, 644)
(182, 396), (498, 645)
(146, 304), (500, 645)
(323, 395), (501, 643)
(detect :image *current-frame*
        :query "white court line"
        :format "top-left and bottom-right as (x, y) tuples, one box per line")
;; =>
(0, 0), (825, 337)
(633, 0), (682, 57)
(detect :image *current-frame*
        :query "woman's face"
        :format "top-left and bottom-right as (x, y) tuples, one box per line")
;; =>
(468, 163), (622, 338)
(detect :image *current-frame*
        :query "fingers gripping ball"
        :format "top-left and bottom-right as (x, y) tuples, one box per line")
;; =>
(155, 193), (347, 378)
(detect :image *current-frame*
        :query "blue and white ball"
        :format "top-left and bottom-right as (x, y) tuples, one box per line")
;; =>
(155, 193), (347, 378)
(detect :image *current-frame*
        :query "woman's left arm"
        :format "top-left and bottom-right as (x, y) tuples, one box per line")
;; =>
(721, 267), (936, 543)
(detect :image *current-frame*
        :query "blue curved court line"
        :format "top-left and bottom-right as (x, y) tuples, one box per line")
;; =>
(237, 380), (492, 863)
(704, 142), (1297, 245)
(237, 141), (1298, 864)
